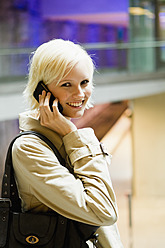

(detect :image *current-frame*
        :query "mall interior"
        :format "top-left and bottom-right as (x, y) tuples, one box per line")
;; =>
(0, 0), (165, 247)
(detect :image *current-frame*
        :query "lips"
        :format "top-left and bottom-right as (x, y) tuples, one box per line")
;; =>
(67, 100), (84, 107)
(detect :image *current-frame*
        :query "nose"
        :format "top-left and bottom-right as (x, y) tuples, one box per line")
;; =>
(72, 85), (85, 99)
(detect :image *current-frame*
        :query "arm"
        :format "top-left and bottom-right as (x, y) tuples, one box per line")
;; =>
(12, 128), (118, 226)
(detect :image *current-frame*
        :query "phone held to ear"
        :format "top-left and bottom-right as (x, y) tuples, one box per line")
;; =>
(33, 81), (63, 113)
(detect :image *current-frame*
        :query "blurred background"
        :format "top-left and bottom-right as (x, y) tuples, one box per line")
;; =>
(0, 0), (165, 247)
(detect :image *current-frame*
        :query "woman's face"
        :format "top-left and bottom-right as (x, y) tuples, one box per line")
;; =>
(47, 59), (93, 119)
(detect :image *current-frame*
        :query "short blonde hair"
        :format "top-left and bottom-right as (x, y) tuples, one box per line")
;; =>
(24, 39), (95, 110)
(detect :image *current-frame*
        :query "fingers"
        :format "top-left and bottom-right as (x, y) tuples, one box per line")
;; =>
(38, 91), (76, 135)
(39, 91), (50, 110)
(39, 91), (64, 132)
(39, 91), (50, 126)
(52, 98), (59, 113)
(39, 90), (46, 107)
(39, 91), (61, 126)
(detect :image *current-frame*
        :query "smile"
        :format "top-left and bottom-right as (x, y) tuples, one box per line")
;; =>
(67, 101), (84, 107)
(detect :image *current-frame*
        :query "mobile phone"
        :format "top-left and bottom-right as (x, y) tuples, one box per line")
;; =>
(33, 81), (63, 113)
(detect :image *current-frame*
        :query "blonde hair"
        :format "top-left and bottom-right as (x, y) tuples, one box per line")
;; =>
(24, 39), (95, 110)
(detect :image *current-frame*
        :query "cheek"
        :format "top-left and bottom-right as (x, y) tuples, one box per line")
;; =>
(55, 91), (69, 103)
(47, 83), (68, 102)
(86, 85), (92, 98)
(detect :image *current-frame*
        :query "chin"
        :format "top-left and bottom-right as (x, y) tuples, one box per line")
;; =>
(70, 113), (84, 119)
(64, 110), (85, 119)
(72, 114), (83, 119)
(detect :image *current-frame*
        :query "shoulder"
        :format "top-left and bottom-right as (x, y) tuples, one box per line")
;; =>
(12, 133), (62, 175)
(12, 133), (53, 158)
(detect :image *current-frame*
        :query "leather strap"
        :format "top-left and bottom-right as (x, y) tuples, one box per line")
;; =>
(0, 199), (11, 247)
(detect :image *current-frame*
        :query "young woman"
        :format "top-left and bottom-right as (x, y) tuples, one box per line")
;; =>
(12, 39), (123, 247)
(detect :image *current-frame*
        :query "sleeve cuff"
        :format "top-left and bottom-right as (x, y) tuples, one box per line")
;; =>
(63, 128), (103, 164)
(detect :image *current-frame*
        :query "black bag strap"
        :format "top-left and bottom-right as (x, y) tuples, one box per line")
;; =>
(1, 131), (65, 212)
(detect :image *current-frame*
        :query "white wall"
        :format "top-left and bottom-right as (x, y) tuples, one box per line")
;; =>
(132, 92), (165, 197)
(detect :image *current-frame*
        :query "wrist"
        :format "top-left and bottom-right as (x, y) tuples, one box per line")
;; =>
(62, 126), (77, 137)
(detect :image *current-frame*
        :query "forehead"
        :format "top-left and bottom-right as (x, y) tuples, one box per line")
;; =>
(63, 59), (93, 81)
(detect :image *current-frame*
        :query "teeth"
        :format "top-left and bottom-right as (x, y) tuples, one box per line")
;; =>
(68, 101), (83, 107)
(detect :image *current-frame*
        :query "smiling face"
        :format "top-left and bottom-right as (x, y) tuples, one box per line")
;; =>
(47, 59), (93, 119)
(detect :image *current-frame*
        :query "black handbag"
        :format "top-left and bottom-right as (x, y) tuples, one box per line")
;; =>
(0, 131), (99, 248)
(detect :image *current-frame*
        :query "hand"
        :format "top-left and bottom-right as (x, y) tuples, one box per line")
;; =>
(39, 91), (77, 136)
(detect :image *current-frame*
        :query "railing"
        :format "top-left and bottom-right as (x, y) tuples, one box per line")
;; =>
(83, 40), (165, 50)
(1, 40), (165, 54)
(0, 40), (165, 84)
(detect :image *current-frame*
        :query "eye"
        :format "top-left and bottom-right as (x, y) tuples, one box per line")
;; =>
(61, 82), (71, 87)
(81, 80), (89, 86)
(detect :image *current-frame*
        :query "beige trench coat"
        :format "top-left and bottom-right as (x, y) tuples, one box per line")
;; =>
(12, 110), (123, 248)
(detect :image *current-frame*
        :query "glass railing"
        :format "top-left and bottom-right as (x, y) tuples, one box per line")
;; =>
(0, 40), (165, 84)
(84, 40), (165, 84)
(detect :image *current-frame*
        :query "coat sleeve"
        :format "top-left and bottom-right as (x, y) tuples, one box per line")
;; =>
(95, 224), (124, 248)
(12, 128), (118, 226)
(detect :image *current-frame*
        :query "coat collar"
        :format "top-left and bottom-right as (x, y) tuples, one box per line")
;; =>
(19, 110), (64, 153)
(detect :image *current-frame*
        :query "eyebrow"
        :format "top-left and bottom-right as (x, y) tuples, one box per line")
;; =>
(60, 78), (89, 83)
(60, 79), (74, 83)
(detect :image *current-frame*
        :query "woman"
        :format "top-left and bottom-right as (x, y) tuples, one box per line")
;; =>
(12, 39), (123, 247)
